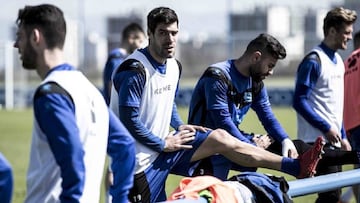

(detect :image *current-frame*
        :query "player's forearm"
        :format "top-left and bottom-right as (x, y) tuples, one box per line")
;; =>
(293, 87), (331, 133)
(119, 106), (165, 152)
(170, 102), (184, 129)
(252, 92), (288, 142)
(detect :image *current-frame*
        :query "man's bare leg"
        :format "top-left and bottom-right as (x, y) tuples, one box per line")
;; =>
(191, 129), (283, 171)
(191, 129), (324, 178)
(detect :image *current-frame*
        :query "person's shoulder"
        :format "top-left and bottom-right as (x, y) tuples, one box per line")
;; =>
(304, 50), (320, 62)
(349, 48), (360, 58)
(34, 82), (72, 102)
(345, 49), (360, 68)
(114, 58), (145, 78)
(299, 51), (321, 70)
(109, 48), (127, 59)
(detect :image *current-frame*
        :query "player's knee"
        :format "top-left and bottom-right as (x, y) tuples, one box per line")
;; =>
(208, 129), (234, 151)
(211, 128), (228, 139)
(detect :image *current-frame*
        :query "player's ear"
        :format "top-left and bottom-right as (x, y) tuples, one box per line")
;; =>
(32, 28), (41, 43)
(252, 51), (262, 63)
(329, 27), (338, 36)
(29, 28), (42, 48)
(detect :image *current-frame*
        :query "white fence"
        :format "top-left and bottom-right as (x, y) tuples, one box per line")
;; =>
(0, 41), (14, 109)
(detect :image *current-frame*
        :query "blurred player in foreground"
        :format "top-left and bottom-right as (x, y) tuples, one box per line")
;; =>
(14, 4), (135, 203)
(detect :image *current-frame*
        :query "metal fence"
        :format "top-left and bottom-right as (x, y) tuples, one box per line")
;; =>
(162, 169), (360, 202)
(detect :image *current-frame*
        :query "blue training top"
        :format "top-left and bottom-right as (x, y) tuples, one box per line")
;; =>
(103, 48), (127, 105)
(189, 59), (288, 144)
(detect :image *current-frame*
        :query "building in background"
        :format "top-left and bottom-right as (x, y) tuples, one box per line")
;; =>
(2, 0), (360, 108)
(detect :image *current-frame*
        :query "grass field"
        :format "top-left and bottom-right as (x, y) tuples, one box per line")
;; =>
(0, 107), (356, 203)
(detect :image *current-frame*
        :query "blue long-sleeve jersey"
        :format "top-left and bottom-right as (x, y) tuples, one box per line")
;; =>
(189, 59), (288, 144)
(102, 48), (127, 105)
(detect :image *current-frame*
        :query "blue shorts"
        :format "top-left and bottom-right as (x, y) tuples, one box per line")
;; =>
(129, 130), (211, 203)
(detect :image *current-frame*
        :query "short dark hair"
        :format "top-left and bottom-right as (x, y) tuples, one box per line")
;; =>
(323, 7), (357, 36)
(147, 7), (178, 34)
(122, 22), (144, 41)
(245, 33), (286, 60)
(16, 4), (66, 49)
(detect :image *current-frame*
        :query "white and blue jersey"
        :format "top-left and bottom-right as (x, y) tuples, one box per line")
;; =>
(0, 152), (13, 203)
(293, 43), (346, 143)
(25, 64), (135, 203)
(110, 48), (183, 173)
(111, 48), (209, 202)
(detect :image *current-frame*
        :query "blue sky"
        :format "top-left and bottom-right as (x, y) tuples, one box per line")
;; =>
(1, 0), (343, 40)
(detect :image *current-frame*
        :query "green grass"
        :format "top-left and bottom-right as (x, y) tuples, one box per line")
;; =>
(0, 109), (32, 201)
(0, 107), (356, 203)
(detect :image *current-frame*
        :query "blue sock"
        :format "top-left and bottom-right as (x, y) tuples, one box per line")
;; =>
(280, 157), (300, 177)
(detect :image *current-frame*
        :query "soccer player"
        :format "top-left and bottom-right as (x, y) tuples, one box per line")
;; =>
(188, 33), (298, 179)
(187, 33), (360, 181)
(13, 4), (135, 203)
(102, 22), (146, 105)
(0, 153), (13, 203)
(102, 22), (145, 203)
(110, 6), (325, 203)
(293, 7), (357, 203)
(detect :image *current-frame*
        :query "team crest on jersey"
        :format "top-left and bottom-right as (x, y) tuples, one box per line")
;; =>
(243, 92), (252, 103)
(232, 89), (253, 109)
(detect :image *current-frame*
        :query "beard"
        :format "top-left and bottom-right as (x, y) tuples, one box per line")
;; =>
(251, 73), (265, 82)
(249, 63), (265, 82)
(21, 43), (37, 70)
(159, 45), (175, 59)
(152, 40), (175, 59)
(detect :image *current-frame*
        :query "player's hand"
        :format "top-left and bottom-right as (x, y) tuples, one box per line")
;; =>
(105, 170), (113, 190)
(325, 128), (341, 147)
(177, 124), (210, 133)
(282, 138), (299, 158)
(252, 134), (273, 149)
(341, 139), (352, 151)
(163, 130), (196, 152)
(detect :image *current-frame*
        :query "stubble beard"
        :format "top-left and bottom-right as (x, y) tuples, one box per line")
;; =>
(21, 44), (37, 70)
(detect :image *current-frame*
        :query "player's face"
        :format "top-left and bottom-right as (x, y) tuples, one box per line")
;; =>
(333, 24), (353, 50)
(14, 26), (38, 70)
(148, 22), (178, 63)
(127, 31), (146, 53)
(249, 53), (277, 82)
